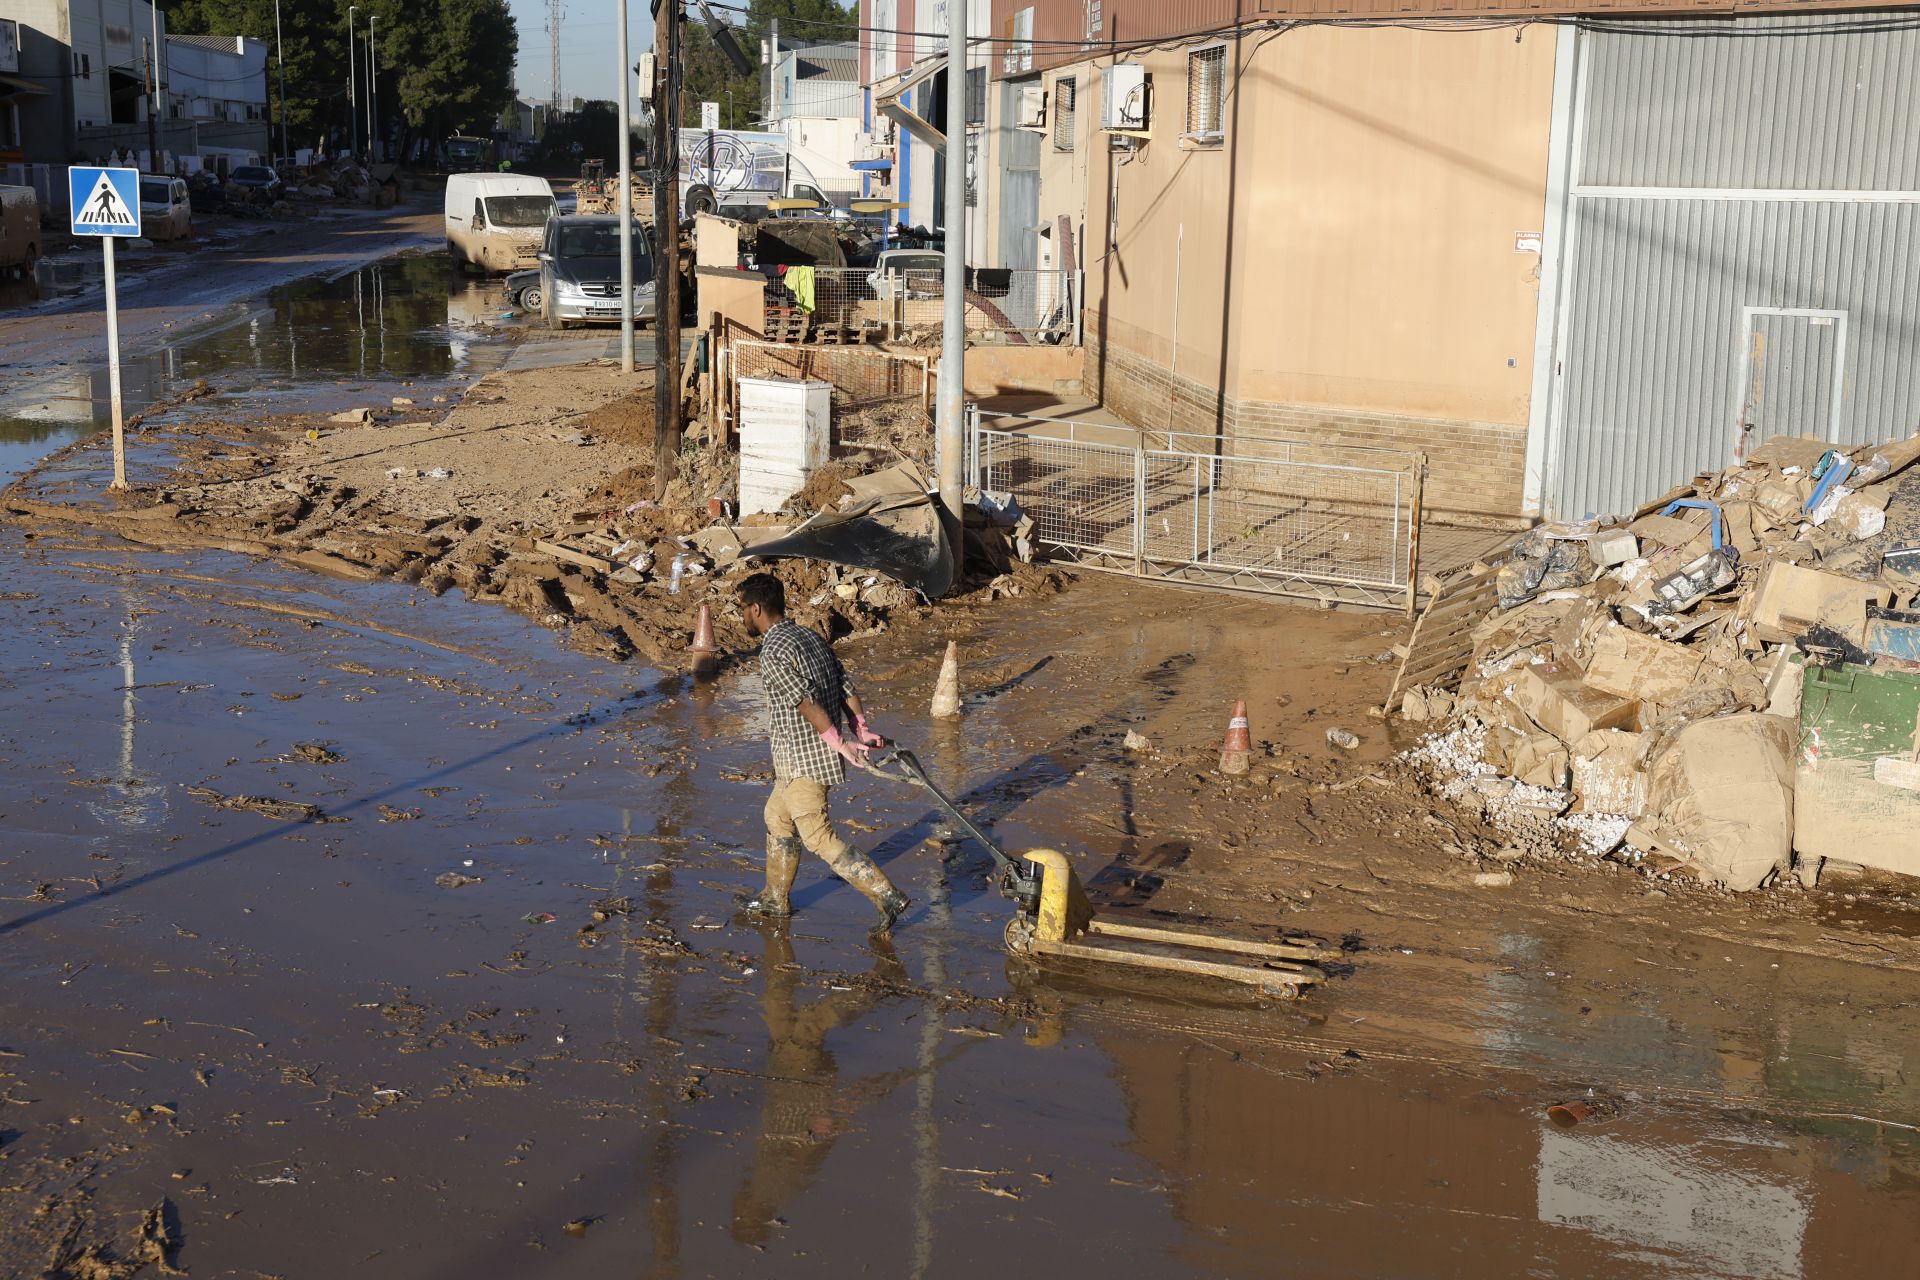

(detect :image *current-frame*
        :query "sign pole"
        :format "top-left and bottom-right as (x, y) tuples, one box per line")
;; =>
(103, 236), (126, 489)
(70, 166), (139, 490)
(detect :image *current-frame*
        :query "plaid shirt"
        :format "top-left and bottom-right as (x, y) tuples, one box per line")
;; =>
(757, 619), (857, 785)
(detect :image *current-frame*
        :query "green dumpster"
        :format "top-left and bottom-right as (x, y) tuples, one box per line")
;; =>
(1795, 660), (1920, 875)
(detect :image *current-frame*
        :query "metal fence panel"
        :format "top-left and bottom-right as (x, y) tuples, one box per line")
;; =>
(976, 415), (1422, 609)
(977, 429), (1138, 558)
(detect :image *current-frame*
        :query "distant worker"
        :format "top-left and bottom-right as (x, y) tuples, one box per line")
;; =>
(735, 572), (909, 933)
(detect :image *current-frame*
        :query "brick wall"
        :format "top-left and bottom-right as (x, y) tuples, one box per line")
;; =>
(1084, 336), (1529, 523)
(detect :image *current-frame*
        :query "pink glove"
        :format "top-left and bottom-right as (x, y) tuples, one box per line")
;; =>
(852, 714), (888, 749)
(820, 725), (868, 767)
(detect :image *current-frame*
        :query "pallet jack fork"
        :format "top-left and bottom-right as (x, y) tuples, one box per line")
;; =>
(873, 749), (1332, 998)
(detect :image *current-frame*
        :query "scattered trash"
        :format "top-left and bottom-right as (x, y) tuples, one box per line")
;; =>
(524, 912), (558, 925)
(1392, 428), (1920, 887)
(1325, 727), (1360, 752)
(425, 467), (453, 480)
(435, 871), (483, 889)
(1123, 729), (1152, 752)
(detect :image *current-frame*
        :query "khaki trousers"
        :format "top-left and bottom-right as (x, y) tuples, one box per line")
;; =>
(762, 777), (896, 908)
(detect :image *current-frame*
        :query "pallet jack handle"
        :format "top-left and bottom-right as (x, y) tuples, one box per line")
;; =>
(867, 747), (1039, 906)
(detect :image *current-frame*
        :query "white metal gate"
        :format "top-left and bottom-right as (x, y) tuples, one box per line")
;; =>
(972, 413), (1425, 610)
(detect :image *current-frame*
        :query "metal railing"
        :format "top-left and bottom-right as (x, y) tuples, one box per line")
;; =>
(971, 411), (1426, 610)
(759, 266), (1075, 344)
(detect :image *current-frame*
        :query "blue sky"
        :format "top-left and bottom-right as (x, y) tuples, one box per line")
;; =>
(507, 0), (659, 109)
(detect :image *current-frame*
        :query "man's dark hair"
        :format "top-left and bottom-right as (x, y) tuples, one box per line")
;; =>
(736, 572), (786, 617)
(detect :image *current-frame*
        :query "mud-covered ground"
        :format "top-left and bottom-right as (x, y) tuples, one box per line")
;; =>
(1, 251), (1918, 1277)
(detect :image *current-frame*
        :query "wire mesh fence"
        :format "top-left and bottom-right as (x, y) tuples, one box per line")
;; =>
(974, 413), (1425, 609)
(729, 338), (929, 414)
(759, 267), (1074, 344)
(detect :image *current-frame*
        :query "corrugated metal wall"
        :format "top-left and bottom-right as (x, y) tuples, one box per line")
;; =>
(1546, 12), (1920, 519)
(1578, 13), (1920, 189)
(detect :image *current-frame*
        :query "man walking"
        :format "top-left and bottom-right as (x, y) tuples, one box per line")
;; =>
(736, 572), (910, 933)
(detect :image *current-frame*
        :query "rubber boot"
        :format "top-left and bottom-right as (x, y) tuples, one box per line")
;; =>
(744, 836), (801, 918)
(828, 849), (909, 934)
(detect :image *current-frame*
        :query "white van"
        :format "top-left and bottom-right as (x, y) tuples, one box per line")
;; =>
(444, 173), (556, 274)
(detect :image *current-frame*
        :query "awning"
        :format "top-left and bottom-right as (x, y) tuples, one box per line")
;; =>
(875, 56), (947, 153)
(0, 73), (50, 98)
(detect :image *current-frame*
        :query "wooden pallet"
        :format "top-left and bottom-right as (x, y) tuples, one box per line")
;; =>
(762, 307), (811, 344)
(1383, 551), (1510, 712)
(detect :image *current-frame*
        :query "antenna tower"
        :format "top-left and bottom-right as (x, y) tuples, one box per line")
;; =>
(549, 0), (565, 116)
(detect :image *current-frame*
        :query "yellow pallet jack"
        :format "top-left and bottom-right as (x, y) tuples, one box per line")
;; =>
(875, 749), (1332, 998)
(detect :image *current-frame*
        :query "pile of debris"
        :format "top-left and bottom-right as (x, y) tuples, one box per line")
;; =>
(1394, 432), (1920, 890)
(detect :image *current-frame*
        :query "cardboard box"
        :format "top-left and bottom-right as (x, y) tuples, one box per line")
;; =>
(1570, 728), (1647, 817)
(1748, 561), (1893, 645)
(1584, 626), (1712, 706)
(1500, 662), (1640, 743)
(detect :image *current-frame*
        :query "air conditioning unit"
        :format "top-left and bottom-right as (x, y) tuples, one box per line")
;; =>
(1102, 63), (1147, 131)
(1017, 84), (1046, 131)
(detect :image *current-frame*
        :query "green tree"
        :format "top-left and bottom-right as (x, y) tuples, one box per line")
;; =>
(167, 0), (515, 158)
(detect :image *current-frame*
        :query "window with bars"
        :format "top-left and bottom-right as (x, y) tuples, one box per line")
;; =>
(1052, 77), (1075, 151)
(1185, 45), (1225, 143)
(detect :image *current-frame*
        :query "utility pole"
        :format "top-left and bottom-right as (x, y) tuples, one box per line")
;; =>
(144, 37), (160, 174)
(273, 0), (288, 161)
(652, 0), (682, 498)
(346, 5), (357, 158)
(616, 0), (634, 372)
(366, 16), (377, 159)
(767, 18), (777, 121)
(936, 0), (968, 521)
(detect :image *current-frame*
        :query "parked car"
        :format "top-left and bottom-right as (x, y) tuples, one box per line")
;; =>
(139, 175), (193, 241)
(866, 247), (943, 300)
(228, 165), (283, 197)
(0, 185), (41, 279)
(504, 267), (542, 314)
(538, 214), (655, 328)
(445, 172), (557, 274)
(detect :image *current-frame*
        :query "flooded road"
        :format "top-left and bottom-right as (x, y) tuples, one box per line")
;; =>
(0, 249), (520, 481)
(1, 495), (1916, 1274)
(1, 251), (1918, 1277)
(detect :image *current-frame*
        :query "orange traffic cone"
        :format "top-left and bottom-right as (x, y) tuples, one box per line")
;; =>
(691, 602), (720, 674)
(1218, 699), (1252, 775)
(930, 640), (962, 719)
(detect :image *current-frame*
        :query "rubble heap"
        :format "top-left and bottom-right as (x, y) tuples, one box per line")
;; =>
(1396, 432), (1920, 890)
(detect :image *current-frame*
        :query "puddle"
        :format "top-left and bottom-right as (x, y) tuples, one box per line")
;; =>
(0, 251), (518, 484)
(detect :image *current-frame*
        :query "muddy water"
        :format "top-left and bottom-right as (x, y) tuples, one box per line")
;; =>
(0, 252), (513, 478)
(0, 464), (1916, 1279)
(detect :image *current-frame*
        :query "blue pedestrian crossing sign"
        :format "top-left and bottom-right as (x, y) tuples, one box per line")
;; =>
(69, 167), (142, 237)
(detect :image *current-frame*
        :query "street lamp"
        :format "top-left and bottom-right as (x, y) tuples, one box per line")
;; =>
(273, 0), (288, 161)
(346, 4), (358, 159)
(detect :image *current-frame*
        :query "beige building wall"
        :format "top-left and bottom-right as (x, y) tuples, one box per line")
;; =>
(1078, 25), (1556, 519)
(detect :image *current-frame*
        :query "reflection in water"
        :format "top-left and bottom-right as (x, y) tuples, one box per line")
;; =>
(731, 927), (906, 1247)
(1537, 1128), (1805, 1280)
(85, 585), (167, 832)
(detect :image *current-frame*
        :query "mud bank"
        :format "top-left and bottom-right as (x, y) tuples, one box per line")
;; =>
(1, 360), (1059, 671)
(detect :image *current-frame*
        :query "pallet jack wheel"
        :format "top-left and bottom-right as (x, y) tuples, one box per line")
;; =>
(1003, 915), (1036, 956)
